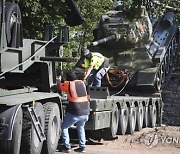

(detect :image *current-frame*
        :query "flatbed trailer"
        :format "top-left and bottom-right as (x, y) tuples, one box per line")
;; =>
(84, 87), (163, 139)
(61, 86), (163, 140)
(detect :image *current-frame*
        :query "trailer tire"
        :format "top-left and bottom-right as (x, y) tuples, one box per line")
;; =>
(87, 130), (103, 142)
(143, 106), (149, 127)
(41, 102), (61, 154)
(20, 102), (45, 154)
(117, 104), (129, 135)
(135, 105), (144, 131)
(0, 106), (22, 154)
(5, 2), (22, 47)
(127, 104), (136, 134)
(149, 105), (157, 128)
(103, 104), (119, 140)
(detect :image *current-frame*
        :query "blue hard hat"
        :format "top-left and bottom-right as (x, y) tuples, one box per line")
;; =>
(82, 49), (90, 56)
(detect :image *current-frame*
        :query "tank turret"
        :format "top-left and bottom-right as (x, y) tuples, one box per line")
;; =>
(89, 1), (180, 93)
(92, 5), (152, 49)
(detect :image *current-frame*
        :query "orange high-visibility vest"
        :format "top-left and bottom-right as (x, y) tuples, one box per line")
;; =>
(60, 80), (88, 103)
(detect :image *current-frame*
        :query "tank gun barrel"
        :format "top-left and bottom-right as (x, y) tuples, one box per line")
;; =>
(92, 34), (120, 46)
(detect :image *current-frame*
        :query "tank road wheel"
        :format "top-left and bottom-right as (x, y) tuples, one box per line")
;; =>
(127, 104), (136, 134)
(169, 42), (174, 67)
(103, 104), (119, 140)
(0, 106), (23, 154)
(167, 36), (178, 71)
(5, 2), (22, 47)
(20, 102), (45, 154)
(162, 62), (166, 82)
(164, 50), (171, 76)
(149, 104), (157, 128)
(156, 62), (165, 92)
(156, 69), (162, 92)
(41, 102), (61, 154)
(135, 104), (144, 131)
(117, 104), (129, 135)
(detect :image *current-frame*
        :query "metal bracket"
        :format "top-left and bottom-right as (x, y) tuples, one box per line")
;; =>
(26, 106), (46, 142)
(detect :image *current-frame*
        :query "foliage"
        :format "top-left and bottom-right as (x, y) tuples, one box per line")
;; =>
(10, 0), (66, 39)
(65, 0), (114, 56)
(10, 0), (114, 57)
(60, 0), (114, 69)
(9, 0), (180, 69)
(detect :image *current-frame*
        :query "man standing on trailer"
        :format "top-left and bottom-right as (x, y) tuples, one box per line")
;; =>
(58, 71), (90, 153)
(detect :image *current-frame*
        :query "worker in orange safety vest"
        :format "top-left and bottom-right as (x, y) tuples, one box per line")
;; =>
(58, 71), (90, 153)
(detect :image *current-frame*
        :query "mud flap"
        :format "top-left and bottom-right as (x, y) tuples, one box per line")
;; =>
(0, 105), (22, 140)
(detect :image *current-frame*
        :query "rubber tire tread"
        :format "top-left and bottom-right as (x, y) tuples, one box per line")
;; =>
(143, 106), (149, 128)
(103, 104), (119, 140)
(0, 107), (22, 154)
(135, 106), (144, 131)
(20, 103), (45, 154)
(126, 105), (137, 134)
(5, 2), (22, 46)
(149, 105), (157, 128)
(117, 104), (129, 135)
(41, 102), (61, 154)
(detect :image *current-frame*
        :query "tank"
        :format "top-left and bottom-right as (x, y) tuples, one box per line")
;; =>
(89, 1), (180, 93)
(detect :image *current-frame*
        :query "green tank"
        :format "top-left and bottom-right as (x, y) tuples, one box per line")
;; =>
(89, 2), (180, 93)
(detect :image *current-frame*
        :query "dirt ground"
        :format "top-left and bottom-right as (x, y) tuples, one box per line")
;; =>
(55, 125), (180, 154)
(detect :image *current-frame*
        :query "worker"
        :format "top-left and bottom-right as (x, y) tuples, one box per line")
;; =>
(74, 49), (110, 87)
(58, 71), (90, 153)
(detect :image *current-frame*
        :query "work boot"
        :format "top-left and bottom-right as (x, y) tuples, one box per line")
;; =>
(74, 147), (86, 153)
(60, 146), (71, 153)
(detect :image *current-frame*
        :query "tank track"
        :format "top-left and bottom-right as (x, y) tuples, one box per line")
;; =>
(156, 29), (180, 92)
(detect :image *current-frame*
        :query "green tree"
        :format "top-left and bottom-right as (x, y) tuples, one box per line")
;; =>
(65, 0), (114, 56)
(10, 0), (113, 54)
(60, 0), (114, 69)
(10, 0), (180, 68)
(11, 0), (65, 39)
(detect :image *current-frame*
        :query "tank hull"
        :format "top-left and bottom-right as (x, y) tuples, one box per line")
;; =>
(90, 10), (179, 93)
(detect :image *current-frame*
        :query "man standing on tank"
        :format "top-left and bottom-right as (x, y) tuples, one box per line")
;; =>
(58, 71), (90, 153)
(74, 49), (110, 87)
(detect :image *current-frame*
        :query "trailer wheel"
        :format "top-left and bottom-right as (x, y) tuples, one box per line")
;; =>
(5, 2), (22, 47)
(87, 130), (103, 142)
(135, 105), (144, 131)
(127, 104), (136, 134)
(143, 106), (149, 127)
(103, 104), (119, 140)
(20, 102), (45, 154)
(117, 104), (129, 135)
(41, 102), (61, 154)
(149, 105), (157, 128)
(0, 106), (22, 154)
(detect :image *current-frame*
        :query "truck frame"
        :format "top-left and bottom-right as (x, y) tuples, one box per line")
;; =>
(0, 0), (83, 154)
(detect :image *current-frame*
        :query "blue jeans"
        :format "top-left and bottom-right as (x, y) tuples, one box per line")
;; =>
(88, 66), (110, 87)
(61, 112), (89, 148)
